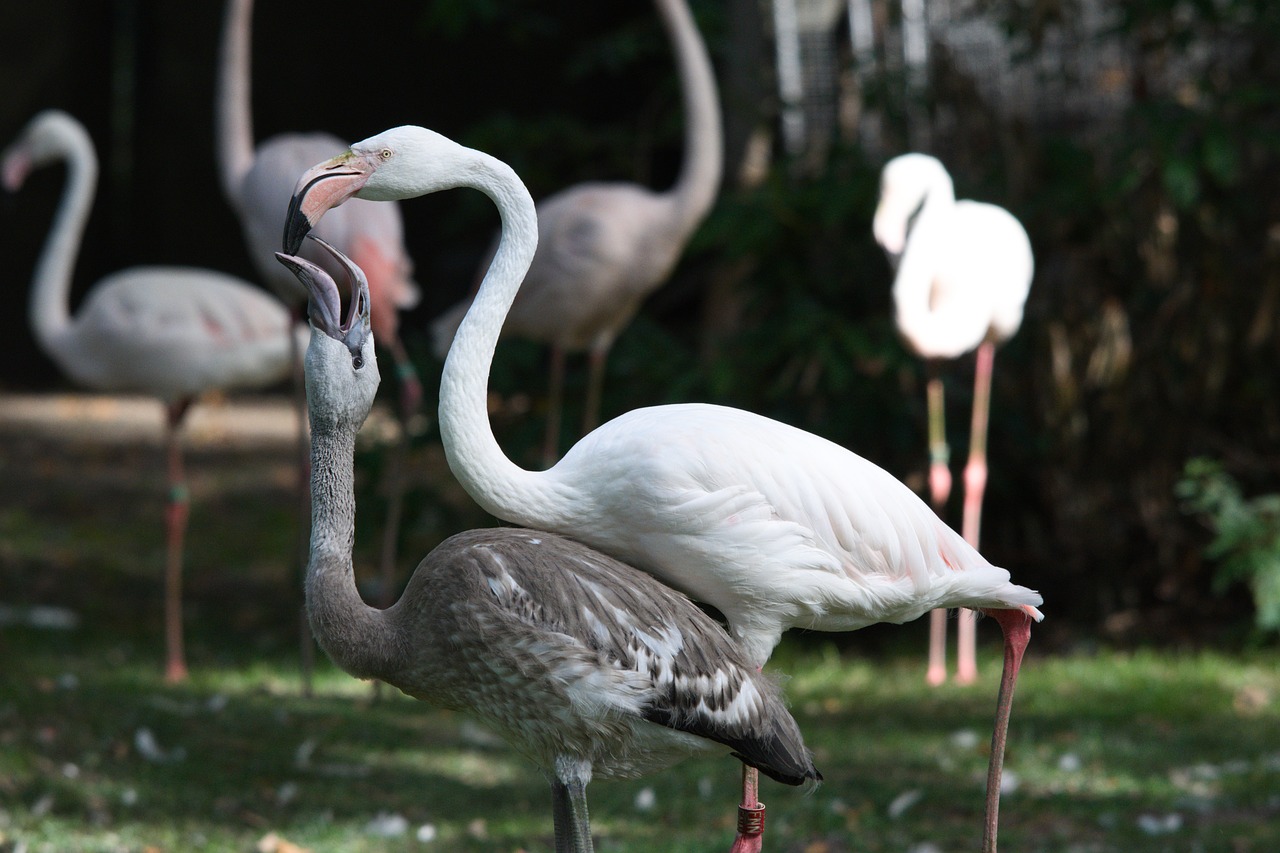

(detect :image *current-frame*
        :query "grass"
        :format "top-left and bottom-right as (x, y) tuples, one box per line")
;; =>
(3, 626), (1278, 852)
(1, 396), (1278, 851)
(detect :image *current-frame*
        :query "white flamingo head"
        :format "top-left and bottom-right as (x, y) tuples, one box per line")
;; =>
(872, 153), (953, 256)
(283, 125), (469, 253)
(276, 236), (379, 427)
(2, 110), (90, 191)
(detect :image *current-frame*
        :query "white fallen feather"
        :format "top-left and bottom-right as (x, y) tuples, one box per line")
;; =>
(365, 811), (409, 837)
(888, 788), (923, 819)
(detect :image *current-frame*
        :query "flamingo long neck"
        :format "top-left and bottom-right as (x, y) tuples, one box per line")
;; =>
(437, 153), (570, 525)
(215, 0), (255, 203)
(304, 421), (398, 680)
(657, 0), (722, 236)
(28, 127), (97, 352)
(912, 167), (956, 230)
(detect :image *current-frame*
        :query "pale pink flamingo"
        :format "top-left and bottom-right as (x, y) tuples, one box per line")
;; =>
(873, 153), (1034, 687)
(284, 125), (1043, 853)
(4, 110), (304, 682)
(216, 0), (421, 622)
(276, 237), (818, 853)
(430, 0), (722, 466)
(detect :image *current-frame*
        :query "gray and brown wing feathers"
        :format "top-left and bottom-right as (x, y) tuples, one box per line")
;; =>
(413, 528), (819, 786)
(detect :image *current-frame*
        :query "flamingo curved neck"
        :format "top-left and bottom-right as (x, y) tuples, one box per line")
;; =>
(29, 127), (96, 354)
(658, 0), (722, 236)
(305, 425), (397, 679)
(215, 0), (256, 203)
(437, 152), (569, 523)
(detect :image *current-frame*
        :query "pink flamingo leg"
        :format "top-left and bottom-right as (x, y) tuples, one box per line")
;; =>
(162, 401), (193, 683)
(980, 607), (1032, 853)
(957, 340), (996, 684)
(728, 764), (765, 853)
(542, 344), (567, 468)
(286, 306), (317, 697)
(924, 374), (951, 686)
(377, 335), (420, 613)
(581, 344), (609, 438)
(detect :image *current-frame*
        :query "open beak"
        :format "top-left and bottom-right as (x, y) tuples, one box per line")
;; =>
(282, 150), (374, 254)
(275, 236), (371, 359)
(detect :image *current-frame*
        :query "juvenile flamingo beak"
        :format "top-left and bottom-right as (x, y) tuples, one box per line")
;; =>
(283, 151), (373, 254)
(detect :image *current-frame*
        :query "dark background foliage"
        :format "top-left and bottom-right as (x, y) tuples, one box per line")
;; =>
(3, 0), (1279, 646)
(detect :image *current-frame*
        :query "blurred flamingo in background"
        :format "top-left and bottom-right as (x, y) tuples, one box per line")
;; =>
(284, 124), (1043, 853)
(3, 109), (305, 682)
(873, 152), (1034, 686)
(429, 0), (723, 466)
(216, 0), (422, 626)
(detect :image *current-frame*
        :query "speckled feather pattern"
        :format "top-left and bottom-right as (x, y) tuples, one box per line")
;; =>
(379, 528), (818, 786)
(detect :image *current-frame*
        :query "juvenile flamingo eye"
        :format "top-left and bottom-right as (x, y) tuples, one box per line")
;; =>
(352, 354), (364, 369)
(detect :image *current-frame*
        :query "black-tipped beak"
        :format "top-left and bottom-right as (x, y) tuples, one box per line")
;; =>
(282, 153), (371, 254)
(282, 190), (311, 255)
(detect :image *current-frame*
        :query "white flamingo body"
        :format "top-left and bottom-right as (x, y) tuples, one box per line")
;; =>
(873, 153), (1033, 358)
(5, 109), (302, 681)
(41, 267), (297, 400)
(500, 402), (1034, 664)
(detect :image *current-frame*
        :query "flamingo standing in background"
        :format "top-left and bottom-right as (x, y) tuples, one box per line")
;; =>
(284, 125), (1043, 852)
(3, 110), (305, 682)
(430, 0), (722, 466)
(873, 153), (1034, 687)
(216, 0), (421, 622)
(275, 237), (818, 853)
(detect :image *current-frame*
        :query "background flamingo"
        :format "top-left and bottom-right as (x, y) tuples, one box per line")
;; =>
(4, 109), (305, 682)
(285, 124), (1043, 852)
(216, 0), (422, 623)
(429, 0), (722, 466)
(873, 152), (1034, 687)
(277, 238), (819, 853)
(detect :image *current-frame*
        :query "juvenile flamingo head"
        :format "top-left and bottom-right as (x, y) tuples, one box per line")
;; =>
(276, 236), (380, 428)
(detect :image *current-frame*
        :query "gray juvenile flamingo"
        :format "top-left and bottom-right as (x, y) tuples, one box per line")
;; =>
(873, 153), (1034, 687)
(4, 110), (304, 681)
(276, 237), (818, 853)
(285, 125), (1043, 853)
(430, 0), (723, 466)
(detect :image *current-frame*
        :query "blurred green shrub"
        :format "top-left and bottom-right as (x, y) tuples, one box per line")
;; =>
(1178, 458), (1280, 633)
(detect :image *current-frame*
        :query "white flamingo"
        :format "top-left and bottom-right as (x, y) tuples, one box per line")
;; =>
(873, 153), (1034, 687)
(4, 110), (304, 681)
(276, 237), (819, 853)
(430, 0), (722, 466)
(284, 126), (1043, 853)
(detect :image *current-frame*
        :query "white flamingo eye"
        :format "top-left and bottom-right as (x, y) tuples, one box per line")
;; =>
(380, 148), (392, 160)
